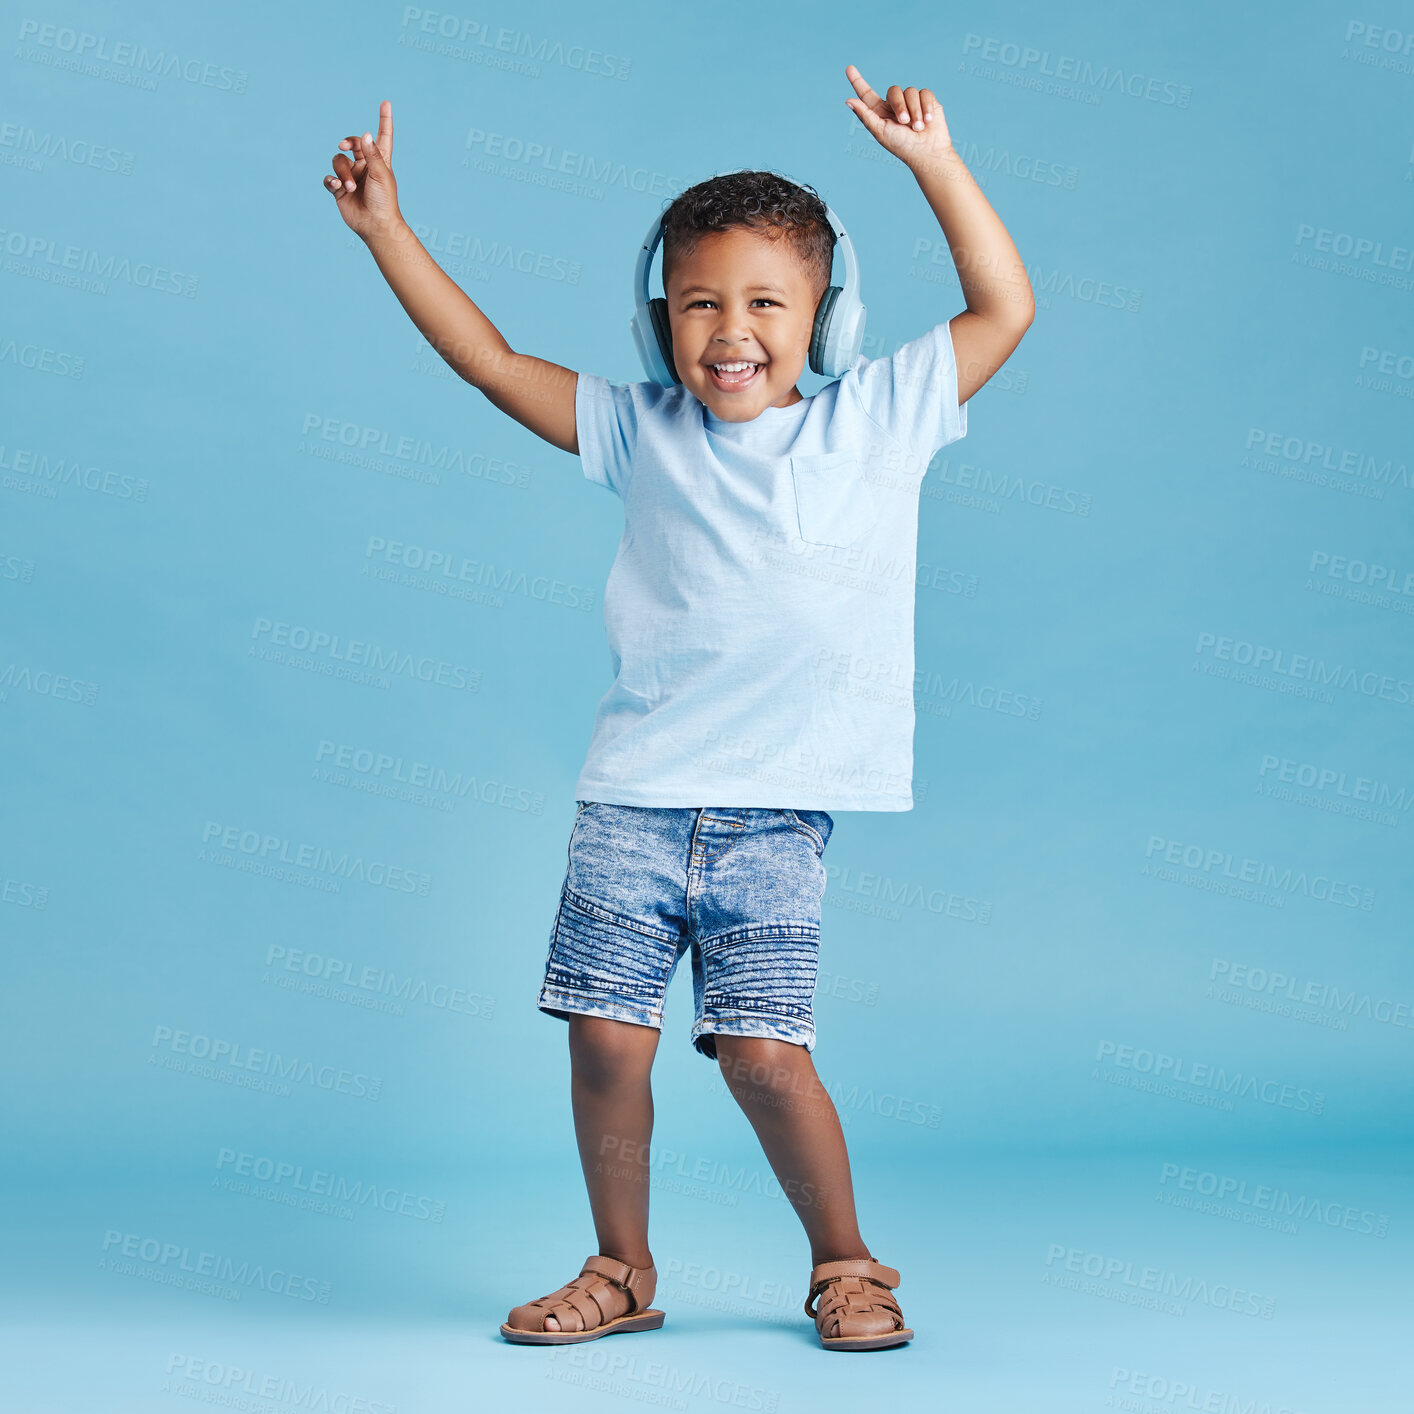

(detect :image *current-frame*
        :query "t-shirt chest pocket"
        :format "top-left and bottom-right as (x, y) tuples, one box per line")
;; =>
(789, 451), (880, 549)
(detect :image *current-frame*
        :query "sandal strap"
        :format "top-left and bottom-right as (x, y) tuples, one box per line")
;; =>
(517, 1256), (654, 1333)
(810, 1277), (905, 1339)
(549, 1285), (605, 1331)
(580, 1254), (656, 1314)
(803, 1258), (901, 1317)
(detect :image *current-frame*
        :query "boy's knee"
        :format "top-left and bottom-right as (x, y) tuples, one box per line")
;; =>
(568, 1014), (658, 1084)
(715, 1036), (812, 1099)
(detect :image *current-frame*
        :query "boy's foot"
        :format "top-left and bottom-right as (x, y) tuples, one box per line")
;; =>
(804, 1256), (913, 1351)
(500, 1255), (665, 1344)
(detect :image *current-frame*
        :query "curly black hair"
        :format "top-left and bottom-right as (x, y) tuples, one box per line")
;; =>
(659, 170), (836, 300)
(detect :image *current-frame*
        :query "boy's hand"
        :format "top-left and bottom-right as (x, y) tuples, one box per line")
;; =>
(324, 99), (404, 240)
(844, 64), (953, 169)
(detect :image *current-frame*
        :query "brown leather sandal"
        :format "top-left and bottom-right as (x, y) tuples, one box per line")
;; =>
(804, 1256), (913, 1351)
(500, 1255), (665, 1344)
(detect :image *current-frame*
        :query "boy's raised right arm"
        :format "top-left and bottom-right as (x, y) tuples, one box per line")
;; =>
(326, 102), (579, 457)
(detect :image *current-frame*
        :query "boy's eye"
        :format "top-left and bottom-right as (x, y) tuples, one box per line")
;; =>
(686, 298), (779, 309)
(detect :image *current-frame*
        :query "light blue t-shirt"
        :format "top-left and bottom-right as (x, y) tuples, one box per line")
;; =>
(573, 318), (967, 811)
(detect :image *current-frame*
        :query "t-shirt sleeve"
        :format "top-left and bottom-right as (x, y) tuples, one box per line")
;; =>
(574, 371), (638, 498)
(846, 317), (968, 465)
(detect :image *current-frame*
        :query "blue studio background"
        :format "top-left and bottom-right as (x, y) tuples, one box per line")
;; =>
(4, 0), (1411, 1409)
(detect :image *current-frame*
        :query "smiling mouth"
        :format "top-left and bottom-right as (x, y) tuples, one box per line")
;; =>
(705, 360), (764, 391)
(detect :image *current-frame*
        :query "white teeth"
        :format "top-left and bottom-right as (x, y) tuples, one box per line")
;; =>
(713, 362), (758, 373)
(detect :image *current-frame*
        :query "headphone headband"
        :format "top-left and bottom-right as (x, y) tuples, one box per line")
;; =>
(629, 185), (867, 387)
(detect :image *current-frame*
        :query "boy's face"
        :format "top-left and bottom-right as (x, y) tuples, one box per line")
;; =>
(663, 226), (825, 421)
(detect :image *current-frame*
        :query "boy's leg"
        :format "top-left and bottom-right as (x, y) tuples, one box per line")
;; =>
(540, 1013), (660, 1331)
(713, 1035), (870, 1265)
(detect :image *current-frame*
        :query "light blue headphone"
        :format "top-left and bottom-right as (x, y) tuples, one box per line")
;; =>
(629, 195), (867, 388)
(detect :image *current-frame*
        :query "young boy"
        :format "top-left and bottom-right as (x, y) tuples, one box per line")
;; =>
(325, 64), (1034, 1352)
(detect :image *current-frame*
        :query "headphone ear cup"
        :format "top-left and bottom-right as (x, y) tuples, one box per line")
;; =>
(809, 286), (841, 376)
(648, 297), (678, 384)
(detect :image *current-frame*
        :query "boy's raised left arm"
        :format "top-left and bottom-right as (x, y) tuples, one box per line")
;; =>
(845, 64), (1035, 404)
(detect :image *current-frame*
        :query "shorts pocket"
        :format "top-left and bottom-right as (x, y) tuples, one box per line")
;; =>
(790, 452), (879, 549)
(781, 808), (829, 855)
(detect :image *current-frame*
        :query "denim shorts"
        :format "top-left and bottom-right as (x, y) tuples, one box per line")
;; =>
(538, 803), (835, 1060)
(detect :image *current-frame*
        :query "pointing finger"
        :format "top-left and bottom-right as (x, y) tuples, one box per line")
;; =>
(845, 95), (887, 140)
(376, 99), (394, 163)
(845, 63), (880, 104)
